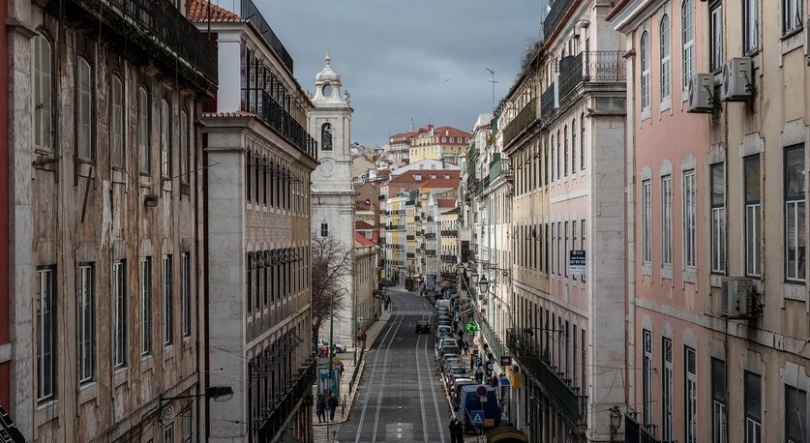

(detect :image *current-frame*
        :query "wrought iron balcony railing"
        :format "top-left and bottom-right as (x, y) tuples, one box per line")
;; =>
(62, 0), (218, 92)
(544, 0), (576, 39)
(625, 414), (662, 443)
(558, 51), (626, 100)
(502, 97), (538, 148)
(240, 0), (293, 73)
(257, 358), (317, 442)
(541, 82), (557, 116)
(506, 330), (586, 426)
(260, 91), (318, 158)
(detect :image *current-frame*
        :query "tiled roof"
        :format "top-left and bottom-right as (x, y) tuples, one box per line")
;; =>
(187, 0), (243, 23)
(437, 198), (456, 208)
(388, 169), (461, 186)
(427, 125), (472, 137)
(355, 233), (376, 247)
(355, 220), (375, 230)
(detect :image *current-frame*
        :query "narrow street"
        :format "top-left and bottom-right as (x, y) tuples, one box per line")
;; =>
(336, 289), (453, 443)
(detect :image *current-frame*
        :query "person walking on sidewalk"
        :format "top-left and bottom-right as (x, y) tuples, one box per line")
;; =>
(315, 395), (326, 423)
(449, 417), (464, 443)
(328, 391), (339, 421)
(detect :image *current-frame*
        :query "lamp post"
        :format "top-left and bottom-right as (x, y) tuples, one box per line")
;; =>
(609, 405), (623, 443)
(159, 385), (233, 421)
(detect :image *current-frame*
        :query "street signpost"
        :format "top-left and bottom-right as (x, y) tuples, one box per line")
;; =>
(475, 356), (483, 367)
(471, 410), (484, 425)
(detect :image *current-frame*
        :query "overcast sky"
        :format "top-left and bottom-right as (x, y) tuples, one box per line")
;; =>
(226, 1), (545, 145)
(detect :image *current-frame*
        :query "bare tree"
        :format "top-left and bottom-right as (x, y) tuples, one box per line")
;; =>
(311, 233), (353, 341)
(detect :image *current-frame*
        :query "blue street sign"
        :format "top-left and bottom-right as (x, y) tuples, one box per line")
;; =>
(500, 377), (511, 387)
(470, 410), (485, 425)
(475, 357), (483, 367)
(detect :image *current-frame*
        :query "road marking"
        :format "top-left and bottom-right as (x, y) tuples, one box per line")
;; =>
(415, 315), (430, 443)
(425, 315), (447, 443)
(370, 316), (404, 443)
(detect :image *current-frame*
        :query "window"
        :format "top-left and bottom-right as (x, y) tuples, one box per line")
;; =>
(182, 407), (193, 443)
(111, 75), (125, 168)
(681, 0), (695, 90)
(711, 163), (726, 274)
(782, 0), (803, 35)
(712, 358), (727, 443)
(550, 135), (555, 181)
(32, 35), (53, 151)
(113, 260), (127, 369)
(662, 338), (673, 442)
(564, 221), (569, 276)
(557, 222), (562, 275)
(246, 252), (253, 314)
(138, 87), (150, 173)
(661, 175), (673, 266)
(571, 119), (577, 172)
(640, 31), (651, 111)
(160, 99), (171, 179)
(246, 153), (252, 202)
(78, 263), (95, 384)
(744, 371), (762, 443)
(181, 253), (191, 337)
(709, 2), (724, 72)
(785, 145), (807, 282)
(581, 220), (586, 282)
(321, 123), (333, 150)
(743, 0), (759, 53)
(660, 15), (671, 100)
(685, 346), (697, 443)
(745, 155), (761, 277)
(36, 266), (57, 403)
(683, 170), (696, 268)
(141, 257), (152, 355)
(642, 180), (652, 264)
(164, 422), (175, 443)
(785, 385), (807, 443)
(163, 255), (173, 346)
(580, 112), (585, 170)
(563, 125), (568, 176)
(77, 58), (93, 161)
(321, 223), (329, 237)
(642, 330), (652, 424)
(180, 110), (189, 184)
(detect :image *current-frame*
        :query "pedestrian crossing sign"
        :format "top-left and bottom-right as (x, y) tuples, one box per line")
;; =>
(470, 411), (484, 425)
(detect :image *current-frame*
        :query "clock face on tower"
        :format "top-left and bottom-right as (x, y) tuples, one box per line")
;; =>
(320, 157), (336, 177)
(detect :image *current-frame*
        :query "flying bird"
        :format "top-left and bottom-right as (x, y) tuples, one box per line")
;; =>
(444, 78), (450, 82)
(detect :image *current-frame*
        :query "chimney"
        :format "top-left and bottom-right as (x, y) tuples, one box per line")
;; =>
(426, 124), (434, 132)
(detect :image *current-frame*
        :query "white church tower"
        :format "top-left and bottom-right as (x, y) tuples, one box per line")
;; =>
(310, 53), (357, 345)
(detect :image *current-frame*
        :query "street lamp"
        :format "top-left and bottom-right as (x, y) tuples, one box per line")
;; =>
(478, 274), (490, 295)
(609, 405), (622, 443)
(159, 385), (233, 420)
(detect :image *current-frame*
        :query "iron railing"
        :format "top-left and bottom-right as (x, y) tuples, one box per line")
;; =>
(625, 414), (662, 443)
(502, 98), (538, 148)
(241, 0), (293, 73)
(489, 153), (502, 181)
(544, 0), (576, 39)
(506, 330), (585, 426)
(558, 51), (626, 99)
(541, 82), (557, 116)
(257, 358), (317, 442)
(479, 319), (507, 360)
(259, 91), (318, 158)
(78, 0), (218, 83)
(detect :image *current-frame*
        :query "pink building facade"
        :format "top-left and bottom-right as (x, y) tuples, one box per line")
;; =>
(610, 1), (714, 441)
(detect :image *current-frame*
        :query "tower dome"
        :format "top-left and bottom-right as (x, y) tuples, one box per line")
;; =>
(315, 52), (341, 85)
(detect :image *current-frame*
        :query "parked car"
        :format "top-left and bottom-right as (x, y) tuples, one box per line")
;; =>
(443, 365), (469, 385)
(378, 279), (396, 288)
(415, 320), (431, 334)
(317, 338), (347, 354)
(435, 325), (452, 339)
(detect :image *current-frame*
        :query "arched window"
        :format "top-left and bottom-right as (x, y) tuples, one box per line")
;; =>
(640, 31), (651, 111)
(138, 87), (150, 173)
(681, 0), (695, 90)
(77, 57), (93, 161)
(111, 75), (124, 168)
(580, 112), (586, 170)
(563, 125), (569, 176)
(660, 15), (671, 101)
(550, 135), (555, 182)
(160, 99), (171, 178)
(321, 123), (333, 151)
(32, 34), (53, 151)
(556, 130), (561, 181)
(571, 119), (577, 172)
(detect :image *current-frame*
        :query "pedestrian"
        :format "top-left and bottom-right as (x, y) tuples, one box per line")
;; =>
(449, 417), (464, 443)
(328, 392), (338, 421)
(475, 367), (484, 384)
(315, 395), (326, 423)
(462, 341), (469, 355)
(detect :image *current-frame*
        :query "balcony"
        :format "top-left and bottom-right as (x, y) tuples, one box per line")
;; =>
(260, 91), (318, 158)
(426, 250), (437, 256)
(541, 81), (558, 116)
(425, 233), (437, 240)
(427, 216), (435, 222)
(55, 0), (217, 95)
(502, 97), (538, 148)
(406, 252), (415, 258)
(240, 0), (293, 73)
(489, 153), (502, 182)
(440, 230), (458, 237)
(543, 0), (576, 39)
(558, 51), (626, 100)
(406, 235), (415, 241)
(506, 330), (586, 426)
(625, 414), (662, 443)
(257, 358), (317, 441)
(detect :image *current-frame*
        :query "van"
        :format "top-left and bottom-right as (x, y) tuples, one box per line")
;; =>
(436, 299), (451, 310)
(458, 384), (500, 432)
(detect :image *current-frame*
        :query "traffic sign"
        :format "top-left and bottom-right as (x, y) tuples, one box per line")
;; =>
(470, 410), (485, 425)
(500, 377), (511, 387)
(475, 357), (483, 368)
(357, 316), (365, 324)
(476, 386), (488, 397)
(466, 321), (479, 333)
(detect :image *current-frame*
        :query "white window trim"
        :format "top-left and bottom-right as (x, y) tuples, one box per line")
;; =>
(36, 267), (56, 403)
(642, 330), (653, 424)
(745, 155), (762, 277)
(78, 264), (95, 385)
(685, 347), (698, 443)
(660, 14), (672, 108)
(642, 180), (652, 264)
(661, 176), (673, 267)
(781, 0), (803, 35)
(662, 338), (674, 442)
(711, 164), (726, 274)
(743, 0), (759, 54)
(681, 0), (695, 96)
(709, 3), (724, 73)
(640, 31), (651, 117)
(32, 35), (53, 152)
(683, 170), (697, 269)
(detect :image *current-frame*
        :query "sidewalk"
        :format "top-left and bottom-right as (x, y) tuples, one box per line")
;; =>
(313, 304), (394, 442)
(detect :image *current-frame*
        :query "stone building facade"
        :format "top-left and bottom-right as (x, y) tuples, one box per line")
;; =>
(7, 0), (217, 441)
(190, 1), (319, 442)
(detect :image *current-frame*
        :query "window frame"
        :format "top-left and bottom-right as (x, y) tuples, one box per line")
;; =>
(563, 125), (568, 177)
(141, 257), (153, 356)
(113, 260), (127, 369)
(110, 74), (125, 169)
(321, 222), (329, 237)
(742, 0), (759, 54)
(163, 254), (174, 346)
(640, 31), (651, 112)
(744, 371), (762, 443)
(180, 109), (190, 184)
(784, 145), (806, 283)
(642, 330), (652, 425)
(36, 266), (57, 404)
(709, 1), (724, 72)
(711, 163), (726, 274)
(784, 384), (807, 443)
(711, 358), (727, 443)
(781, 0), (803, 36)
(745, 155), (761, 277)
(76, 57), (94, 161)
(683, 170), (697, 269)
(662, 338), (674, 442)
(661, 175), (673, 266)
(160, 99), (172, 179)
(321, 122), (333, 151)
(660, 14), (671, 101)
(32, 34), (54, 152)
(642, 179), (652, 264)
(138, 87), (150, 174)
(571, 119), (577, 172)
(181, 253), (191, 338)
(685, 346), (698, 443)
(78, 263), (96, 385)
(681, 0), (695, 92)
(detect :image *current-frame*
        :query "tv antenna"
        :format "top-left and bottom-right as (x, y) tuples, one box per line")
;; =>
(485, 68), (498, 113)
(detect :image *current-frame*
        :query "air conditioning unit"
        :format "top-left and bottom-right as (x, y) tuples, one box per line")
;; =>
(688, 73), (714, 113)
(721, 57), (753, 101)
(721, 277), (753, 318)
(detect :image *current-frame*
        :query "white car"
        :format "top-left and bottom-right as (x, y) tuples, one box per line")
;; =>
(317, 339), (347, 354)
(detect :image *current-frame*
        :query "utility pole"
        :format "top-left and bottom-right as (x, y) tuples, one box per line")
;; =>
(326, 291), (334, 435)
(485, 68), (498, 113)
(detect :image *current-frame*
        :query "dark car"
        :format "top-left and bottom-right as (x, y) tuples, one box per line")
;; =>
(416, 320), (431, 334)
